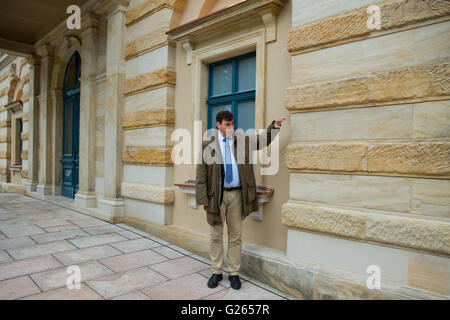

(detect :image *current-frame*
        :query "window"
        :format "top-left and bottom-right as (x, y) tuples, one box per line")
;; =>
(207, 52), (256, 132)
(18, 118), (22, 165)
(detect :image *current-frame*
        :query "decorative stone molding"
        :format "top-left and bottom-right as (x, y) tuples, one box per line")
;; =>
(121, 181), (175, 204)
(98, 0), (131, 17)
(123, 107), (175, 130)
(125, 27), (173, 60)
(0, 152), (11, 159)
(21, 169), (28, 179)
(126, 0), (175, 26)
(0, 87), (8, 98)
(287, 0), (450, 55)
(36, 44), (55, 58)
(124, 68), (176, 95)
(368, 142), (450, 176)
(285, 141), (450, 178)
(285, 60), (450, 113)
(0, 136), (11, 143)
(21, 150), (28, 160)
(0, 70), (10, 83)
(61, 35), (82, 53)
(282, 201), (450, 255)
(122, 146), (173, 166)
(181, 36), (195, 65)
(4, 100), (23, 114)
(0, 120), (11, 128)
(167, 0), (286, 45)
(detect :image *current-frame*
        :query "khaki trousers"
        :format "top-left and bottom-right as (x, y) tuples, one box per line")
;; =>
(210, 189), (244, 276)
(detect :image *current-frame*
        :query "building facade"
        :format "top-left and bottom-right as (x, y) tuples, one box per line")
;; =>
(0, 0), (449, 299)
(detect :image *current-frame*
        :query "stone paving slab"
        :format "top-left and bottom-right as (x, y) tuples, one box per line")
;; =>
(53, 245), (122, 266)
(7, 240), (77, 260)
(201, 281), (285, 300)
(86, 267), (168, 299)
(0, 218), (29, 227)
(167, 244), (194, 256)
(98, 249), (169, 273)
(0, 250), (13, 264)
(0, 212), (16, 220)
(0, 193), (291, 300)
(152, 246), (185, 259)
(30, 229), (90, 244)
(68, 233), (128, 248)
(0, 255), (63, 281)
(0, 236), (36, 250)
(30, 260), (114, 291)
(31, 218), (74, 229)
(69, 218), (110, 228)
(0, 276), (42, 300)
(109, 238), (161, 253)
(21, 283), (104, 300)
(116, 230), (142, 240)
(111, 290), (151, 300)
(141, 273), (225, 300)
(0, 224), (46, 237)
(82, 224), (124, 236)
(149, 256), (210, 280)
(43, 224), (82, 233)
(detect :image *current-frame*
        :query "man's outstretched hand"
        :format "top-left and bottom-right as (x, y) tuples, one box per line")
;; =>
(274, 117), (286, 129)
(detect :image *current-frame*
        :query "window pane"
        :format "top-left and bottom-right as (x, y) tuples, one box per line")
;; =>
(211, 62), (232, 96)
(238, 55), (256, 92)
(237, 100), (255, 132)
(209, 104), (232, 130)
(64, 100), (73, 153)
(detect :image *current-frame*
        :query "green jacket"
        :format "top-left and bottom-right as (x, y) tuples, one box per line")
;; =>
(195, 120), (280, 226)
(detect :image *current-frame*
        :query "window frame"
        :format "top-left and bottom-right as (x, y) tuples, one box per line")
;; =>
(207, 51), (256, 130)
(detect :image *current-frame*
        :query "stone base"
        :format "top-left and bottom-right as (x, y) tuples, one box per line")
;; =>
(23, 180), (37, 192)
(97, 197), (125, 219)
(52, 185), (61, 196)
(287, 229), (450, 296)
(120, 215), (448, 300)
(37, 185), (52, 196)
(74, 192), (97, 208)
(0, 182), (25, 194)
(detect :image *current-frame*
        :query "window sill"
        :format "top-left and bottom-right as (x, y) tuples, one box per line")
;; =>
(9, 165), (22, 172)
(175, 179), (273, 221)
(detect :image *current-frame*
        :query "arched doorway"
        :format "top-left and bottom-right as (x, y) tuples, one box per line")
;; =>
(60, 51), (80, 198)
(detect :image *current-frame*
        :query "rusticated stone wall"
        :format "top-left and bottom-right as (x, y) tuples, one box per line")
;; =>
(285, 0), (450, 297)
(121, 0), (177, 226)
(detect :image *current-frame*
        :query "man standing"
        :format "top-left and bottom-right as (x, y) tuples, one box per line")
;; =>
(196, 111), (285, 290)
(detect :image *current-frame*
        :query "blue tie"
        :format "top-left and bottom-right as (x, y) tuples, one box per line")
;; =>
(223, 137), (233, 184)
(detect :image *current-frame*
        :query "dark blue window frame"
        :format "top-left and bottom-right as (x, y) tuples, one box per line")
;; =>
(207, 51), (256, 130)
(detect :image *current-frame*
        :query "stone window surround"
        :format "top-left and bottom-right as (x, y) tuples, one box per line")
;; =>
(4, 100), (23, 167)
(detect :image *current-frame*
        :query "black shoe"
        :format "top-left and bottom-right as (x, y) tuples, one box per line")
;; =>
(229, 275), (241, 290)
(207, 273), (223, 288)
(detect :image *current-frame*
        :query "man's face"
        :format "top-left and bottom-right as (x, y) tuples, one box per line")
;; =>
(216, 118), (234, 138)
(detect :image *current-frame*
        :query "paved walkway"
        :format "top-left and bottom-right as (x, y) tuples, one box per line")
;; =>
(0, 193), (290, 300)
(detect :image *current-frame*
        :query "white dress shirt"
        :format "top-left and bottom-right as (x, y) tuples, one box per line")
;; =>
(217, 130), (241, 188)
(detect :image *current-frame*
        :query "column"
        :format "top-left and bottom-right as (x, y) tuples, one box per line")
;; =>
(24, 56), (40, 192)
(74, 13), (100, 208)
(36, 45), (54, 196)
(98, 0), (130, 217)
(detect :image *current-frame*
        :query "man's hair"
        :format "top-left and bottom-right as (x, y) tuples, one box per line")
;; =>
(216, 110), (234, 125)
